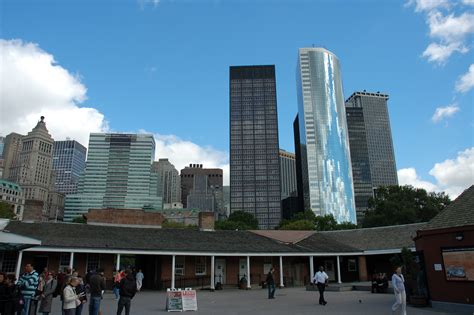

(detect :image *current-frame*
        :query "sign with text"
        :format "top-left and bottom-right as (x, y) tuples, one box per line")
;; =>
(166, 289), (198, 312)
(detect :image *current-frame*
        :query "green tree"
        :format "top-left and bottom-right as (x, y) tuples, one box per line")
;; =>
(215, 211), (259, 230)
(314, 214), (338, 231)
(363, 185), (451, 228)
(162, 220), (197, 229)
(279, 219), (315, 230)
(335, 221), (358, 230)
(0, 201), (15, 219)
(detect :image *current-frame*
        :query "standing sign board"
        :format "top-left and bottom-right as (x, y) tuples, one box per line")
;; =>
(166, 289), (198, 312)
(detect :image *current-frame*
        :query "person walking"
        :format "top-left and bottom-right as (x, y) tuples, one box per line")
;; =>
(313, 266), (329, 305)
(265, 267), (276, 299)
(135, 270), (144, 292)
(16, 263), (39, 315)
(116, 269), (137, 315)
(113, 270), (122, 301)
(38, 272), (57, 315)
(392, 266), (407, 315)
(88, 269), (106, 315)
(63, 277), (81, 315)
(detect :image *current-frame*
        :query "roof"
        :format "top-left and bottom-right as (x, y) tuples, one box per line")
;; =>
(316, 223), (424, 251)
(421, 185), (474, 231)
(5, 221), (300, 254)
(0, 219), (41, 251)
(250, 230), (316, 244)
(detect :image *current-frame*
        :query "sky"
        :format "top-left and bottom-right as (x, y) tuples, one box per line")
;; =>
(1, 0), (473, 197)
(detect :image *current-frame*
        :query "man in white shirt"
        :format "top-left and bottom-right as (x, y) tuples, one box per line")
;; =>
(313, 266), (329, 305)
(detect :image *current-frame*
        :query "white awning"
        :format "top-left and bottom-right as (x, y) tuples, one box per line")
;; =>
(0, 219), (41, 250)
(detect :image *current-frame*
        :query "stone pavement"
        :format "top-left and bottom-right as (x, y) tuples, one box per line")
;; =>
(52, 287), (463, 315)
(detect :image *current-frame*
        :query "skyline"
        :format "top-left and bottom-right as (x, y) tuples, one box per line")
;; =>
(1, 0), (473, 198)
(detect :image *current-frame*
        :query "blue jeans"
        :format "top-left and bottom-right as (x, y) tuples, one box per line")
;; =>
(89, 296), (102, 315)
(113, 286), (120, 299)
(267, 283), (276, 299)
(76, 302), (84, 315)
(22, 296), (32, 315)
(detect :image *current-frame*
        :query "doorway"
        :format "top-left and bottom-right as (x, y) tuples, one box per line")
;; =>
(324, 259), (335, 281)
(215, 258), (226, 284)
(33, 256), (48, 274)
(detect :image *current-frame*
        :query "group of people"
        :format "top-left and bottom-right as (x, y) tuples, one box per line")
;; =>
(0, 264), (144, 315)
(371, 272), (389, 293)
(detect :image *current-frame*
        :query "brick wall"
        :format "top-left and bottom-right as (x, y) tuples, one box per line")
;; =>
(198, 212), (215, 231)
(86, 208), (165, 226)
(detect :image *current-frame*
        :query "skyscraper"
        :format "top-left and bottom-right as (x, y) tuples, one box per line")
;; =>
(152, 158), (181, 206)
(295, 48), (356, 224)
(52, 140), (87, 195)
(346, 91), (398, 187)
(64, 133), (162, 221)
(230, 65), (281, 229)
(2, 133), (24, 181)
(279, 149), (297, 200)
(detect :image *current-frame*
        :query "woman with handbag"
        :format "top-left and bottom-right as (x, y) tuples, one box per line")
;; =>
(62, 277), (81, 315)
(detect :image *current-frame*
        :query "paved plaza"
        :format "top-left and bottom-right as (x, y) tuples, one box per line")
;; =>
(51, 287), (463, 315)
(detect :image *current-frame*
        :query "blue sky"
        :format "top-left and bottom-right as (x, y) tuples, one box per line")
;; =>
(1, 0), (473, 195)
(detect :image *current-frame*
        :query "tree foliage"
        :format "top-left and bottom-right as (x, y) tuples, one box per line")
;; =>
(279, 211), (357, 231)
(162, 220), (197, 229)
(363, 185), (451, 228)
(215, 211), (259, 230)
(72, 216), (86, 224)
(0, 201), (15, 219)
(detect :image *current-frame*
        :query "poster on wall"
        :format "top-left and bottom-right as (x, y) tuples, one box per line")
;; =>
(442, 247), (474, 281)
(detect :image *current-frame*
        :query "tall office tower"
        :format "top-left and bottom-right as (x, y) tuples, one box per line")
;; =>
(187, 174), (217, 212)
(64, 133), (162, 221)
(230, 65), (281, 229)
(279, 149), (297, 200)
(152, 158), (181, 206)
(2, 133), (24, 180)
(295, 48), (356, 224)
(346, 91), (398, 187)
(345, 107), (373, 222)
(0, 136), (5, 159)
(180, 164), (223, 209)
(52, 140), (87, 195)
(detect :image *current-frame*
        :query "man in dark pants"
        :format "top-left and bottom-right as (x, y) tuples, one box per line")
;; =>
(313, 266), (329, 305)
(89, 269), (106, 315)
(117, 269), (137, 315)
(265, 267), (276, 299)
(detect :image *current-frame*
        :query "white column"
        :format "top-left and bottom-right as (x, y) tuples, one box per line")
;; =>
(171, 255), (176, 290)
(211, 256), (215, 291)
(337, 256), (342, 284)
(15, 250), (23, 280)
(69, 252), (74, 272)
(279, 256), (284, 288)
(309, 256), (314, 284)
(246, 256), (251, 289)
(116, 254), (121, 271)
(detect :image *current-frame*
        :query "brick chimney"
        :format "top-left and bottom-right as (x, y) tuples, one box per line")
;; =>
(199, 212), (215, 231)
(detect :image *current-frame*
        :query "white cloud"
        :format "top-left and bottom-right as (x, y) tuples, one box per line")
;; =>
(0, 39), (109, 146)
(455, 64), (474, 92)
(398, 147), (474, 198)
(462, 0), (474, 6)
(138, 0), (160, 9)
(427, 11), (474, 42)
(151, 134), (229, 185)
(406, 0), (450, 12)
(431, 104), (460, 122)
(422, 42), (468, 63)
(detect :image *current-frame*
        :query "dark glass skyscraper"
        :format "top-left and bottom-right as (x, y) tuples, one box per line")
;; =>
(230, 65), (281, 229)
(52, 140), (87, 195)
(346, 91), (398, 188)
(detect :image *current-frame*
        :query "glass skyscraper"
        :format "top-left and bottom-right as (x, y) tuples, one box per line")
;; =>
(230, 65), (281, 229)
(295, 48), (356, 224)
(52, 140), (87, 195)
(64, 133), (162, 221)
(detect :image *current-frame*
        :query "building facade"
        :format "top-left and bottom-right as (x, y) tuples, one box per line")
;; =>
(0, 179), (25, 219)
(180, 164), (223, 213)
(187, 175), (217, 213)
(345, 91), (398, 188)
(279, 149), (297, 200)
(2, 133), (24, 181)
(345, 107), (373, 223)
(52, 140), (87, 195)
(295, 48), (356, 224)
(152, 159), (181, 206)
(64, 133), (162, 221)
(230, 65), (282, 229)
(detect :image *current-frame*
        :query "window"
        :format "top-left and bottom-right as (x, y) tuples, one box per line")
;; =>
(86, 254), (100, 272)
(0, 252), (17, 273)
(175, 256), (185, 276)
(195, 257), (206, 275)
(348, 258), (357, 272)
(59, 253), (71, 272)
